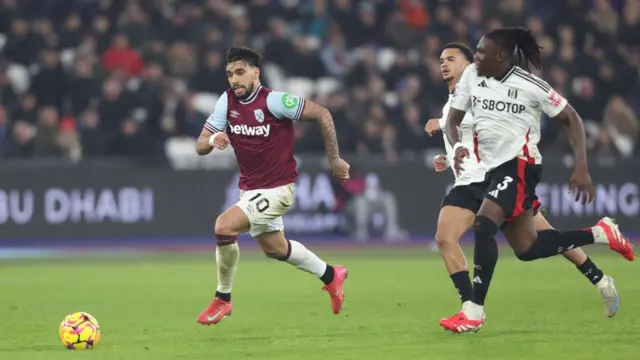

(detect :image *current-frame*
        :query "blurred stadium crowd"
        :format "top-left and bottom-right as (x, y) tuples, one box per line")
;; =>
(0, 0), (638, 163)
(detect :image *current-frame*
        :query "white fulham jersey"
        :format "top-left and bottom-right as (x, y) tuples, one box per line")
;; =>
(439, 94), (486, 187)
(450, 64), (567, 171)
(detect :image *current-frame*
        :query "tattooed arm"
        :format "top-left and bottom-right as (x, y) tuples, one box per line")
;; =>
(266, 92), (349, 181)
(298, 100), (350, 181)
(298, 100), (340, 162)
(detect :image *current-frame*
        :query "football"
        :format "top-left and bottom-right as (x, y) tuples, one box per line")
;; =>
(58, 312), (101, 350)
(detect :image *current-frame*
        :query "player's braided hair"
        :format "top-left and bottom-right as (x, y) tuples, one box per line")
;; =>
(443, 43), (474, 63)
(225, 46), (262, 67)
(486, 27), (544, 71)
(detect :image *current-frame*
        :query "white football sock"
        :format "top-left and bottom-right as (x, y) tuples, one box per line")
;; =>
(595, 274), (609, 289)
(216, 243), (239, 294)
(590, 225), (609, 244)
(462, 300), (484, 321)
(285, 240), (327, 277)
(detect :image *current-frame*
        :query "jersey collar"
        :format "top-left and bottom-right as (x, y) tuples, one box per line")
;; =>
(492, 66), (516, 82)
(239, 84), (263, 105)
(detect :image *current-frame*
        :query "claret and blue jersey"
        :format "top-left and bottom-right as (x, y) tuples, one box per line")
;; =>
(204, 85), (306, 191)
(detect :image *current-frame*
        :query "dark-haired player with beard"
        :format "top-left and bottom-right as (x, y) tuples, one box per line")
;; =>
(439, 29), (634, 333)
(195, 47), (350, 326)
(426, 43), (622, 330)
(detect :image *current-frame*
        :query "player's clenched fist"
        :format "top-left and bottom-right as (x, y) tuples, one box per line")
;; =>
(330, 158), (350, 182)
(208, 132), (230, 150)
(432, 154), (449, 172)
(453, 143), (469, 176)
(425, 119), (441, 136)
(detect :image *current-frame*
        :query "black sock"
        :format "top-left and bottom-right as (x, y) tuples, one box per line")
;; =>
(450, 271), (473, 303)
(320, 265), (335, 285)
(576, 257), (604, 285)
(517, 229), (595, 261)
(215, 291), (231, 302)
(471, 216), (499, 306)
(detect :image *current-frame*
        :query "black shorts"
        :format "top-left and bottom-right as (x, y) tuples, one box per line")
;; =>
(484, 157), (542, 222)
(441, 181), (488, 214)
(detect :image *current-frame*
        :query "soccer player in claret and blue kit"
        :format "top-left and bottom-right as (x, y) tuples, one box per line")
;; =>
(194, 47), (351, 325)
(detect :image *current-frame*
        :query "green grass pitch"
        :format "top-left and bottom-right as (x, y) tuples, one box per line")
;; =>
(1, 248), (638, 359)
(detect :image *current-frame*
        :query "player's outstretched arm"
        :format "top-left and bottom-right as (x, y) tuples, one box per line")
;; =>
(298, 100), (350, 181)
(535, 82), (594, 204)
(551, 104), (595, 204)
(298, 100), (339, 161)
(552, 104), (588, 170)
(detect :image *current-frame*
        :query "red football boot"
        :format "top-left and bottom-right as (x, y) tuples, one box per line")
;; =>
(439, 301), (485, 333)
(322, 265), (349, 314)
(594, 217), (634, 261)
(439, 311), (483, 333)
(197, 298), (233, 325)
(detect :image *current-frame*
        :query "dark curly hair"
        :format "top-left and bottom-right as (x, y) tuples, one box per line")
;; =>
(486, 27), (544, 70)
(225, 46), (262, 67)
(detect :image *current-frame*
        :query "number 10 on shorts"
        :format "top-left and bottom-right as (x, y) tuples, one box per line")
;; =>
(489, 176), (513, 198)
(249, 193), (270, 213)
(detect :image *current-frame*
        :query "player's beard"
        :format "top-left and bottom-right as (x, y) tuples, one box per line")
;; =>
(235, 83), (255, 100)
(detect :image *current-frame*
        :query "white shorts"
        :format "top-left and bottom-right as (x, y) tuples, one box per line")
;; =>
(236, 183), (295, 237)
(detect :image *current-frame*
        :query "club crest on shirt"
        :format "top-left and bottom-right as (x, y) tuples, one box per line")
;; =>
(254, 109), (265, 123)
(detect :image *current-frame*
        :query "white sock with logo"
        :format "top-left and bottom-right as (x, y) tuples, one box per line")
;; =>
(285, 240), (327, 277)
(216, 243), (240, 294)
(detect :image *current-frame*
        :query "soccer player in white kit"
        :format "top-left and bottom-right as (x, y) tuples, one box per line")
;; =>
(425, 43), (622, 329)
(438, 29), (635, 333)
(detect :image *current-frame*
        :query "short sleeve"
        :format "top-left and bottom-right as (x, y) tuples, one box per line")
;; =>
(204, 92), (228, 133)
(450, 64), (475, 112)
(266, 91), (306, 120)
(532, 83), (568, 118)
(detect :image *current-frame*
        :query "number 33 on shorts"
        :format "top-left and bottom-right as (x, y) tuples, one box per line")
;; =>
(488, 176), (513, 198)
